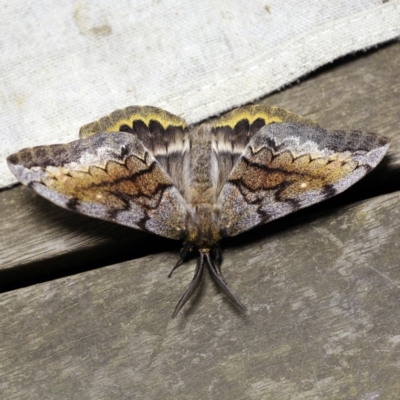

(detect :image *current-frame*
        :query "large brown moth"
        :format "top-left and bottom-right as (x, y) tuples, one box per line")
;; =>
(7, 105), (389, 316)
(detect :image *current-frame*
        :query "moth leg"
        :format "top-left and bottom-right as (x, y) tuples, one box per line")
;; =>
(211, 243), (222, 267)
(171, 253), (205, 318)
(168, 242), (194, 278)
(205, 253), (247, 312)
(210, 244), (227, 283)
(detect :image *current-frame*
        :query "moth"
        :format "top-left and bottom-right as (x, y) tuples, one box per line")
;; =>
(7, 105), (389, 316)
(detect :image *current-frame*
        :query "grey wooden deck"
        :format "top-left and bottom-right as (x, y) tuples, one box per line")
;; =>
(1, 41), (400, 399)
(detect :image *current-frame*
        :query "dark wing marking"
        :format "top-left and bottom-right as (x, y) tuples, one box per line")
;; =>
(7, 132), (188, 240)
(218, 123), (389, 236)
(211, 105), (319, 195)
(80, 105), (190, 195)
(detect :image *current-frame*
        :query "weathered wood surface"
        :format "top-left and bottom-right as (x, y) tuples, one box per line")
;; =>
(1, 41), (400, 399)
(2, 191), (400, 399)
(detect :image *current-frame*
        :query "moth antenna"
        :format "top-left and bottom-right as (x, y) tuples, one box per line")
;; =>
(205, 253), (247, 312)
(171, 253), (205, 318)
(168, 242), (194, 278)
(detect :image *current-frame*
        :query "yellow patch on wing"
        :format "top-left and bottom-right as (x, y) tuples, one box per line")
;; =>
(213, 105), (318, 129)
(80, 105), (187, 138)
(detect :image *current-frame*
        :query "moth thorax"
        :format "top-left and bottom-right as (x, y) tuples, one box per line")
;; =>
(186, 204), (222, 248)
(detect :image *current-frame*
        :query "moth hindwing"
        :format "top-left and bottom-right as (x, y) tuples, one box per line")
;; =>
(7, 104), (390, 316)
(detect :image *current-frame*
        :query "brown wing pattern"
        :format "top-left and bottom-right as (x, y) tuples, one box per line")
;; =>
(218, 123), (389, 237)
(80, 105), (190, 195)
(7, 132), (188, 240)
(211, 105), (319, 195)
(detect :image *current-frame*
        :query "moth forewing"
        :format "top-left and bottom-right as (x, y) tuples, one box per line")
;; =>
(7, 132), (189, 241)
(217, 123), (389, 237)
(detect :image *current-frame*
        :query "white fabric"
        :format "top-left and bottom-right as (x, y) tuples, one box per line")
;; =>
(2, 0), (400, 187)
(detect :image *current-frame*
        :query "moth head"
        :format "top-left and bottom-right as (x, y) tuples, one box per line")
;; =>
(185, 204), (223, 248)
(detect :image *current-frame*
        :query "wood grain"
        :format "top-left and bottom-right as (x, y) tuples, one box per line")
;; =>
(1, 190), (400, 399)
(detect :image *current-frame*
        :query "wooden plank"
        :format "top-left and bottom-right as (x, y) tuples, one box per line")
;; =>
(0, 184), (174, 290)
(1, 190), (400, 399)
(1, 41), (400, 284)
